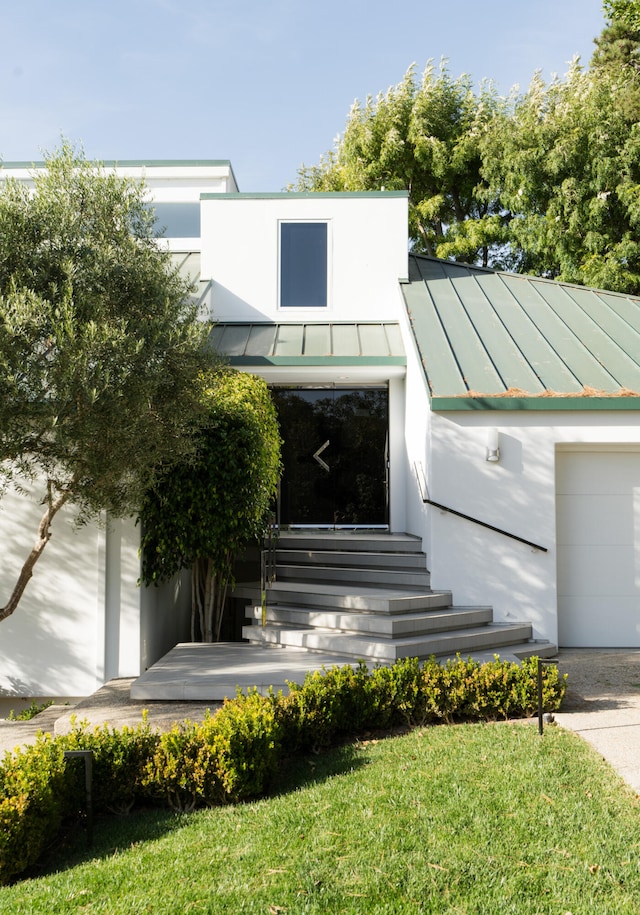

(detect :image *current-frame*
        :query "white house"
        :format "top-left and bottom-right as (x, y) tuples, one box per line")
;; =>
(1, 159), (639, 704)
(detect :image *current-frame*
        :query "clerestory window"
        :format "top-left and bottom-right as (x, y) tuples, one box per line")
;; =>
(279, 221), (328, 308)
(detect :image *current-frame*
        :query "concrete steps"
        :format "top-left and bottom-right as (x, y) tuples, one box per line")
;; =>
(246, 603), (493, 637)
(234, 580), (452, 615)
(243, 620), (536, 662)
(236, 531), (557, 663)
(276, 563), (432, 590)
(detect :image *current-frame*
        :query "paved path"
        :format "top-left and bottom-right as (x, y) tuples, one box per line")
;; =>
(555, 649), (640, 794)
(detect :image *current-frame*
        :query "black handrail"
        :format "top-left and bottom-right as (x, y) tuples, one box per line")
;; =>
(424, 498), (548, 553)
(413, 461), (547, 553)
(260, 517), (279, 626)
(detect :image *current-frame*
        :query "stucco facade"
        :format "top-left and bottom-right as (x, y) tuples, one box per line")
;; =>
(1, 158), (639, 701)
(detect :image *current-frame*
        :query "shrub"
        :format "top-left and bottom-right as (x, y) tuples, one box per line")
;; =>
(145, 691), (281, 810)
(58, 717), (160, 815)
(0, 736), (69, 884)
(0, 655), (567, 884)
(278, 662), (378, 751)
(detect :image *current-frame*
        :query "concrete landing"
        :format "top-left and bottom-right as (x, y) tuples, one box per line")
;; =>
(129, 642), (367, 701)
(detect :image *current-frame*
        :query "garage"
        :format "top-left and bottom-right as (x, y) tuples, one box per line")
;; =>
(556, 448), (640, 647)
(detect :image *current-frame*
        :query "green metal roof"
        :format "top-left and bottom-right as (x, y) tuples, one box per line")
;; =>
(209, 322), (406, 366)
(403, 255), (640, 411)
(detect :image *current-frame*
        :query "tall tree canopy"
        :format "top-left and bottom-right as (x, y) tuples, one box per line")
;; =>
(602, 0), (640, 32)
(0, 144), (217, 621)
(296, 5), (640, 293)
(295, 63), (510, 268)
(482, 60), (640, 291)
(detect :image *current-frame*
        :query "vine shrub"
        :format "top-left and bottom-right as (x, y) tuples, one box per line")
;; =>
(139, 369), (282, 642)
(0, 655), (566, 884)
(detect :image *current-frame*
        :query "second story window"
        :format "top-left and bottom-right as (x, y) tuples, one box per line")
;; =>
(280, 222), (327, 308)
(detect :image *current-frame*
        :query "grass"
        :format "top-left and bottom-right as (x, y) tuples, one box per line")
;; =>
(2, 721), (640, 913)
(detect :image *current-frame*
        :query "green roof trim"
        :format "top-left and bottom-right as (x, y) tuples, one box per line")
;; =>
(200, 191), (409, 200)
(225, 355), (406, 367)
(432, 396), (640, 411)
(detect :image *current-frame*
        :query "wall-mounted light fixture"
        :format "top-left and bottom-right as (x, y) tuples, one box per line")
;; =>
(486, 428), (500, 463)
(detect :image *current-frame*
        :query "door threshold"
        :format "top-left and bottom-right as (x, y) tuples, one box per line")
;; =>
(282, 525), (390, 531)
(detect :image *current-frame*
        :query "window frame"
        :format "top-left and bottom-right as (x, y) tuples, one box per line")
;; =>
(278, 220), (331, 311)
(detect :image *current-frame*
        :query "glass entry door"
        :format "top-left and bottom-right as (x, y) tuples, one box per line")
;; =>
(272, 387), (388, 528)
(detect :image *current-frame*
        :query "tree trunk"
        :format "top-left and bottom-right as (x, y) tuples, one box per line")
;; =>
(203, 557), (215, 642)
(0, 481), (70, 622)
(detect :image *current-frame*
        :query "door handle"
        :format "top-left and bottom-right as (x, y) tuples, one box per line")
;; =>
(312, 440), (330, 472)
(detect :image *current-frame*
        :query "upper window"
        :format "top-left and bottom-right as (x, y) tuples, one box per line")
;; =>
(148, 202), (201, 238)
(280, 222), (327, 308)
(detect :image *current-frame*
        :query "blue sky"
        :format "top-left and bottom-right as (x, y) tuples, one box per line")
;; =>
(1, 0), (606, 191)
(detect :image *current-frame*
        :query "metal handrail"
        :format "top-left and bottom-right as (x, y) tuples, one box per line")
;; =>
(414, 462), (548, 553)
(260, 517), (279, 626)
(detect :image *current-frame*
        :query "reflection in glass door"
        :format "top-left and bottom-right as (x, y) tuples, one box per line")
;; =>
(271, 387), (388, 528)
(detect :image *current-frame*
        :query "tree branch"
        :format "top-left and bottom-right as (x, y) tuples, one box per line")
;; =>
(0, 480), (71, 622)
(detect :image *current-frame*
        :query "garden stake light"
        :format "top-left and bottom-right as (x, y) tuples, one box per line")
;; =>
(63, 750), (94, 846)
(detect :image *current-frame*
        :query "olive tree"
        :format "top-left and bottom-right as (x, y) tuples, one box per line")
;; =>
(0, 144), (217, 621)
(139, 370), (282, 642)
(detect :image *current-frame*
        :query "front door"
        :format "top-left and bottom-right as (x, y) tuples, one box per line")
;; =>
(272, 387), (388, 528)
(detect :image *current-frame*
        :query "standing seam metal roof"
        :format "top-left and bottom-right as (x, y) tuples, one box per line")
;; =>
(208, 322), (405, 364)
(403, 255), (640, 410)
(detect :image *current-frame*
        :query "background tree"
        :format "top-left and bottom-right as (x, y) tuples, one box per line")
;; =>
(482, 54), (640, 292)
(602, 0), (640, 32)
(297, 5), (640, 293)
(139, 370), (282, 643)
(0, 144), (217, 622)
(295, 63), (510, 267)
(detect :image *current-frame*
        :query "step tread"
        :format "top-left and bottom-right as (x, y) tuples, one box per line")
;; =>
(273, 533), (423, 554)
(275, 549), (428, 567)
(244, 622), (535, 661)
(247, 604), (494, 636)
(276, 566), (432, 588)
(235, 581), (452, 614)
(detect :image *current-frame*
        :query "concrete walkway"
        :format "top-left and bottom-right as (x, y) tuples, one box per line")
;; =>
(1, 648), (639, 797)
(554, 649), (640, 794)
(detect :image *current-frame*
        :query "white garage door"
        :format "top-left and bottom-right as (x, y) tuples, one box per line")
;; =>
(556, 450), (640, 647)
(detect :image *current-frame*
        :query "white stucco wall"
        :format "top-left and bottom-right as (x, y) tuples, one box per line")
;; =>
(419, 410), (640, 646)
(0, 488), (193, 699)
(0, 484), (106, 697)
(200, 193), (408, 323)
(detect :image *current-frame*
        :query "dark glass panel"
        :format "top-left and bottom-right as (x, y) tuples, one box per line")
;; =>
(280, 223), (327, 308)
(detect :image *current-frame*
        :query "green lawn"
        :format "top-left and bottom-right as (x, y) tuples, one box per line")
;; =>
(2, 721), (639, 914)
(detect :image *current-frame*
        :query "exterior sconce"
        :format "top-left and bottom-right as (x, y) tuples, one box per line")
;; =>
(486, 428), (500, 463)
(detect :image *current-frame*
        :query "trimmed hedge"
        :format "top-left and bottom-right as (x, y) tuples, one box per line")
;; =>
(0, 655), (566, 884)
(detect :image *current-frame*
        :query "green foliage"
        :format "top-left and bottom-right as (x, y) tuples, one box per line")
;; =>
(139, 369), (281, 641)
(298, 33), (640, 294)
(0, 143), (217, 620)
(295, 62), (509, 268)
(144, 692), (281, 810)
(4, 726), (639, 914)
(0, 736), (68, 883)
(483, 61), (640, 291)
(6, 700), (53, 721)
(0, 656), (567, 884)
(603, 0), (640, 31)
(58, 719), (159, 815)
(278, 655), (566, 751)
